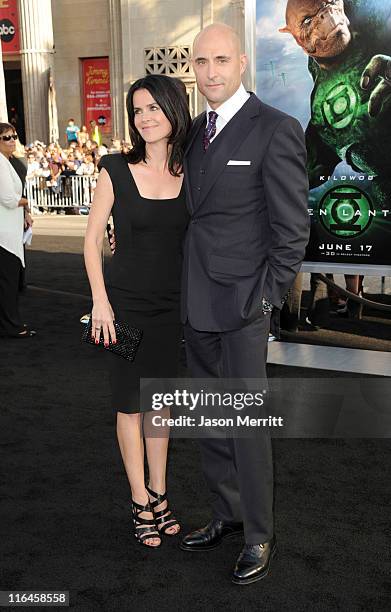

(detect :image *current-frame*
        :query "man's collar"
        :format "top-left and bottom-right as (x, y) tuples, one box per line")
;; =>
(206, 83), (250, 123)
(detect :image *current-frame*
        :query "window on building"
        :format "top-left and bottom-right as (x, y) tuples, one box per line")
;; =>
(144, 45), (192, 77)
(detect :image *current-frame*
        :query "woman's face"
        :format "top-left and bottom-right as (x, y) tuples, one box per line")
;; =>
(133, 88), (172, 145)
(0, 130), (17, 158)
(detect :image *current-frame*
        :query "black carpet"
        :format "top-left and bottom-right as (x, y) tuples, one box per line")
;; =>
(0, 239), (390, 611)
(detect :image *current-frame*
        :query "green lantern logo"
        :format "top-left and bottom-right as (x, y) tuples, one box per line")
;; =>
(322, 82), (358, 129)
(319, 186), (374, 238)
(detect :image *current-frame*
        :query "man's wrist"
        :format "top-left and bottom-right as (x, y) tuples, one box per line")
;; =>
(261, 297), (274, 315)
(261, 292), (289, 314)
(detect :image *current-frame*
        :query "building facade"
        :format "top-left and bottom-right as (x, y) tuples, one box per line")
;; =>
(0, 0), (254, 145)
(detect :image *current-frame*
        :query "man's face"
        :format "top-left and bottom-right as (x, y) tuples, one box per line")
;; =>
(192, 28), (247, 109)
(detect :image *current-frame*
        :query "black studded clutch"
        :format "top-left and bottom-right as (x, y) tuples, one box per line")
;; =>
(82, 318), (143, 361)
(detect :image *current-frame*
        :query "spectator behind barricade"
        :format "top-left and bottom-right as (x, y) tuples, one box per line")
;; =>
(109, 138), (122, 154)
(97, 144), (108, 158)
(62, 154), (77, 177)
(120, 139), (131, 154)
(37, 159), (51, 182)
(74, 148), (84, 168)
(26, 152), (40, 179)
(78, 125), (89, 147)
(76, 154), (95, 176)
(65, 118), (80, 146)
(83, 139), (96, 153)
(89, 120), (102, 146)
(49, 153), (64, 193)
(61, 152), (78, 207)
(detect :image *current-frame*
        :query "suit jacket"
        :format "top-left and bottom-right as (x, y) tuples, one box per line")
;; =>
(181, 93), (310, 332)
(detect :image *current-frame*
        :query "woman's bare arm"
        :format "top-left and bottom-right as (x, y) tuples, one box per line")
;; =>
(84, 167), (117, 345)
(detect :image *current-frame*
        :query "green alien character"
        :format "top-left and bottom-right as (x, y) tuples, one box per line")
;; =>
(280, 0), (391, 204)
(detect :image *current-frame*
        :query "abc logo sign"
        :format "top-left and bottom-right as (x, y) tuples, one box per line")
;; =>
(0, 19), (16, 43)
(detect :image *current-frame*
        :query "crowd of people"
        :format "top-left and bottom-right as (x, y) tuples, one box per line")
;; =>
(9, 121), (131, 214)
(24, 123), (131, 186)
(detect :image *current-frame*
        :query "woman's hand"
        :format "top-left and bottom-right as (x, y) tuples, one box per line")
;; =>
(24, 212), (33, 229)
(18, 197), (29, 208)
(91, 298), (117, 346)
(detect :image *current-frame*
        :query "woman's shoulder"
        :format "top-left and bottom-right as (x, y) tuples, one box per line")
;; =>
(0, 152), (10, 168)
(98, 152), (127, 175)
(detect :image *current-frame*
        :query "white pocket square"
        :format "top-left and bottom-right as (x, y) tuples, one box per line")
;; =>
(227, 160), (251, 166)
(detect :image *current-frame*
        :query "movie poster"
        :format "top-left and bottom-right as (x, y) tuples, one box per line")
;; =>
(81, 57), (112, 134)
(256, 0), (391, 266)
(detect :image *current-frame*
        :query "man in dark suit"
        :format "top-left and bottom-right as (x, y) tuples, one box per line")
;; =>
(180, 23), (310, 584)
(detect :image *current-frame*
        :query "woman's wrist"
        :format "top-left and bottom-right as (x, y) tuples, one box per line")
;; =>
(92, 293), (108, 304)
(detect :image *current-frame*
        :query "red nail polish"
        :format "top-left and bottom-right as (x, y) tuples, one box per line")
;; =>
(95, 339), (99, 344)
(104, 343), (109, 348)
(113, 340), (117, 345)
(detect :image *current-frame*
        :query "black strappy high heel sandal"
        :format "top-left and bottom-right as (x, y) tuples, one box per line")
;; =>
(131, 499), (161, 547)
(146, 486), (180, 536)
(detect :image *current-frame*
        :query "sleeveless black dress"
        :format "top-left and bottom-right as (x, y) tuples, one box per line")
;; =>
(98, 154), (189, 413)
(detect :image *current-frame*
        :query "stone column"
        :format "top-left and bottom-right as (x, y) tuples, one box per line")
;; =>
(108, 0), (125, 139)
(229, 0), (245, 52)
(244, 0), (256, 92)
(18, 0), (54, 143)
(0, 42), (8, 122)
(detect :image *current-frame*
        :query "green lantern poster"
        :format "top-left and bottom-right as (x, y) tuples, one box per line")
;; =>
(256, 0), (391, 266)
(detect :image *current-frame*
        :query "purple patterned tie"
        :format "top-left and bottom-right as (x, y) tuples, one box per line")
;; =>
(203, 111), (218, 151)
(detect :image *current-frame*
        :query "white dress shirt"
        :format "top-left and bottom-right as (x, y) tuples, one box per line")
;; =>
(0, 151), (25, 266)
(206, 83), (250, 141)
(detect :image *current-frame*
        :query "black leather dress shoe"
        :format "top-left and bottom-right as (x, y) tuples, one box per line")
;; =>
(180, 519), (243, 551)
(232, 536), (276, 584)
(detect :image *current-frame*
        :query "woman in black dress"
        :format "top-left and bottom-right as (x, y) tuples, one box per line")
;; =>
(84, 76), (190, 548)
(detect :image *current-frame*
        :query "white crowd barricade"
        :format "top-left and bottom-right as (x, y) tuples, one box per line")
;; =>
(26, 175), (98, 212)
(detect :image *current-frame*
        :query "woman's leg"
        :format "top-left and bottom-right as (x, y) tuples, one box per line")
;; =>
(144, 408), (180, 535)
(116, 412), (160, 546)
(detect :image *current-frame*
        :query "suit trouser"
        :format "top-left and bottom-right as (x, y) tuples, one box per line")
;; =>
(0, 246), (24, 336)
(184, 313), (274, 544)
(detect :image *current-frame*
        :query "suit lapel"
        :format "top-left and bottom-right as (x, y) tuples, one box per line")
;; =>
(192, 94), (262, 212)
(184, 112), (206, 157)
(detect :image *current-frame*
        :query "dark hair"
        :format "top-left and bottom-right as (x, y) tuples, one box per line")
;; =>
(0, 122), (16, 137)
(125, 74), (191, 177)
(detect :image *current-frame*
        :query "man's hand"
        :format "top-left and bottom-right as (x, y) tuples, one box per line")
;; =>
(361, 54), (391, 117)
(109, 227), (116, 254)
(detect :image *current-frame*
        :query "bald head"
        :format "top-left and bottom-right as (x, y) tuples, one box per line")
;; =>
(193, 23), (242, 55)
(192, 23), (247, 109)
